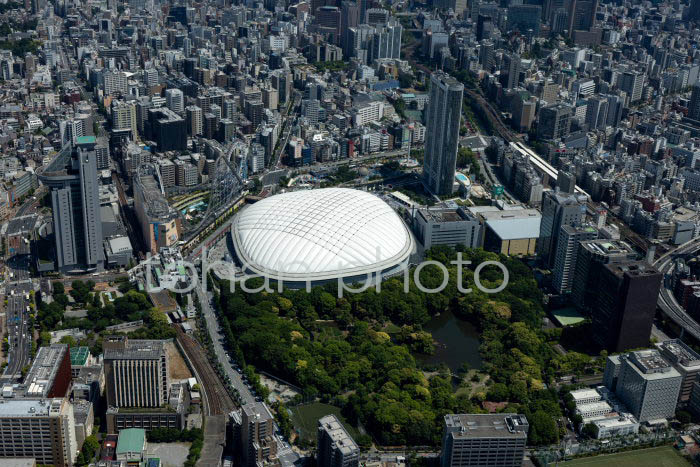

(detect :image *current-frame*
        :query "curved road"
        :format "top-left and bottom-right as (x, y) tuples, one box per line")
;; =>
(654, 238), (700, 341)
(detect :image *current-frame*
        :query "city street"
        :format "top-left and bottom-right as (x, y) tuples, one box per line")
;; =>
(1, 288), (32, 382)
(193, 235), (301, 465)
(1, 242), (34, 382)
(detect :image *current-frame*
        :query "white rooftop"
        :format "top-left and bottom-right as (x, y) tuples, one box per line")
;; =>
(0, 399), (54, 417)
(232, 188), (415, 281)
(109, 236), (133, 253)
(481, 209), (542, 240)
(571, 388), (601, 402)
(593, 414), (638, 429)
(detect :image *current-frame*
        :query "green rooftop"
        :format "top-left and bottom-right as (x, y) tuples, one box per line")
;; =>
(76, 135), (97, 145)
(70, 347), (90, 366)
(552, 307), (585, 327)
(116, 428), (146, 454)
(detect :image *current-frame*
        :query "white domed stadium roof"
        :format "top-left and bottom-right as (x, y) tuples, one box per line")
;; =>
(231, 188), (415, 282)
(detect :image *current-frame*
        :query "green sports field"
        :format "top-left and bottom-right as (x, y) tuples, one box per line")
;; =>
(561, 446), (690, 466)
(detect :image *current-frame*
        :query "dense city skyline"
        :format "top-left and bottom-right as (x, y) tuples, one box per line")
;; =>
(3, 0), (700, 466)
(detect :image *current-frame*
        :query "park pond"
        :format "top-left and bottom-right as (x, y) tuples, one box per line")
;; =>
(416, 310), (483, 372)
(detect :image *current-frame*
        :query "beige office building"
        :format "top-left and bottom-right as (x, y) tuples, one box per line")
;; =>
(103, 337), (169, 408)
(0, 398), (77, 466)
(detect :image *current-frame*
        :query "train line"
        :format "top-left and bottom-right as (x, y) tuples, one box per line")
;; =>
(173, 325), (234, 416)
(459, 79), (700, 342)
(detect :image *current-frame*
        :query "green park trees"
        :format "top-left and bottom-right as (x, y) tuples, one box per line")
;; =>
(211, 245), (569, 447)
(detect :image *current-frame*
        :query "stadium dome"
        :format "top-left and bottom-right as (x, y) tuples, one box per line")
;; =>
(231, 188), (415, 284)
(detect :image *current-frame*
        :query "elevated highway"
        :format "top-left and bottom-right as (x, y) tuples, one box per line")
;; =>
(654, 238), (700, 341)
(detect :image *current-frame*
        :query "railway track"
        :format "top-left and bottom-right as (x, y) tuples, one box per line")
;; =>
(173, 325), (234, 416)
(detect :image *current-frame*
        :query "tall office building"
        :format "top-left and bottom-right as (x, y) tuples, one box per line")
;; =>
(537, 104), (572, 140)
(103, 337), (169, 408)
(103, 69), (128, 96)
(365, 7), (389, 25)
(656, 339), (700, 405)
(348, 24), (376, 62)
(60, 118), (84, 145)
(340, 1), (360, 55)
(0, 344), (77, 466)
(234, 402), (278, 467)
(165, 88), (184, 114)
(423, 72), (464, 195)
(144, 67), (159, 87)
(604, 94), (624, 127)
(111, 100), (138, 140)
(434, 0), (467, 15)
(572, 78), (595, 101)
(261, 87), (279, 111)
(552, 224), (598, 295)
(689, 83), (700, 121)
(169, 5), (194, 25)
(0, 398), (78, 466)
(557, 170), (576, 194)
(186, 105), (203, 136)
(537, 190), (587, 268)
(545, 0), (567, 22)
(317, 415), (360, 467)
(414, 207), (482, 249)
(245, 99), (264, 128)
(146, 107), (187, 152)
(316, 6), (342, 42)
(592, 260), (662, 352)
(271, 70), (293, 105)
(38, 137), (104, 272)
(585, 96), (609, 130)
(369, 19), (402, 62)
(476, 14), (494, 41)
(479, 40), (495, 71)
(441, 414), (528, 467)
(691, 0), (700, 23)
(614, 350), (681, 423)
(501, 53), (520, 90)
(619, 71), (644, 103)
(571, 239), (635, 313)
(96, 138), (110, 170)
(567, 0), (598, 37)
(506, 4), (541, 36)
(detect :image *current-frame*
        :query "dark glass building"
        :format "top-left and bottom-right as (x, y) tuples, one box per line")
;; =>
(147, 107), (187, 152)
(592, 261), (662, 352)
